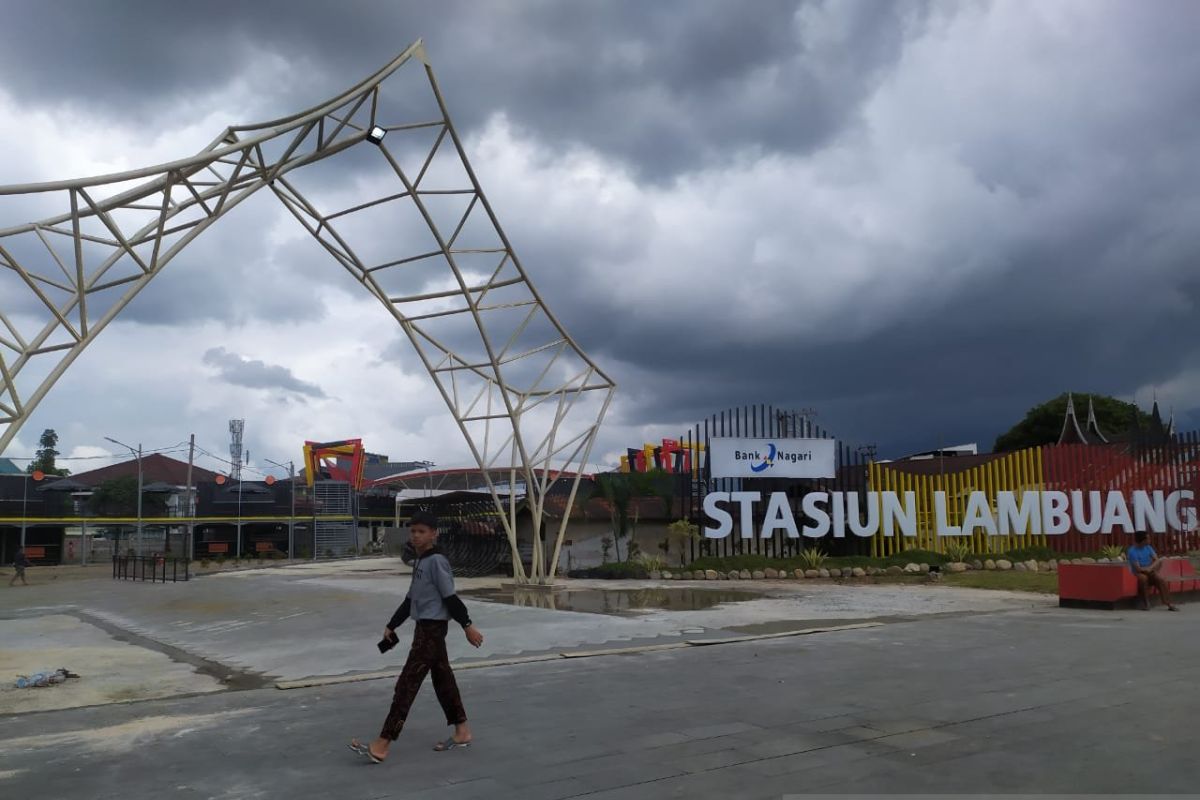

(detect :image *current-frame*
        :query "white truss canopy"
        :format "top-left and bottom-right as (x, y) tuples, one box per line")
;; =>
(0, 40), (615, 583)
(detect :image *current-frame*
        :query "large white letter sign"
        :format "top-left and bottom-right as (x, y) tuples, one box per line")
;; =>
(1167, 490), (1197, 532)
(935, 492), (961, 537)
(730, 492), (761, 539)
(996, 491), (1040, 536)
(1132, 491), (1167, 533)
(1041, 491), (1071, 535)
(845, 492), (880, 538)
(1070, 491), (1103, 535)
(802, 492), (831, 538)
(961, 493), (998, 537)
(704, 492), (733, 538)
(1100, 492), (1135, 534)
(761, 492), (800, 539)
(882, 491), (917, 537)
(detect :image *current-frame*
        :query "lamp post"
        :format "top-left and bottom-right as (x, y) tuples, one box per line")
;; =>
(71, 490), (93, 566)
(420, 460), (435, 499)
(264, 457), (295, 561)
(104, 437), (143, 556)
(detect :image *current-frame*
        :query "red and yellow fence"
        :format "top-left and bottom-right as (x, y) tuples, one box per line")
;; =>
(869, 448), (1047, 557)
(870, 438), (1199, 557)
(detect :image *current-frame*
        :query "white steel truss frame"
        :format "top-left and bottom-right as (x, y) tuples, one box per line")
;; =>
(0, 40), (615, 583)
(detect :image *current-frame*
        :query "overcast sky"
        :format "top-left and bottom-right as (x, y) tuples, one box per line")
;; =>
(2, 0), (1198, 477)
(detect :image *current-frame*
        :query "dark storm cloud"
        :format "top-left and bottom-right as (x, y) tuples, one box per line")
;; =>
(574, 199), (1200, 458)
(202, 347), (325, 398)
(3, 0), (1200, 460)
(0, 0), (923, 178)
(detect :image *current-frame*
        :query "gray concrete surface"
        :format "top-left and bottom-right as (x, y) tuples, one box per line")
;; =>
(0, 559), (1049, 684)
(0, 615), (221, 713)
(1, 604), (1196, 798)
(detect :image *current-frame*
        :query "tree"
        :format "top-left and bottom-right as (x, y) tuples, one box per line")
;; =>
(633, 469), (677, 519)
(591, 469), (682, 562)
(28, 428), (70, 476)
(665, 519), (701, 567)
(593, 473), (633, 562)
(88, 476), (168, 517)
(992, 393), (1152, 452)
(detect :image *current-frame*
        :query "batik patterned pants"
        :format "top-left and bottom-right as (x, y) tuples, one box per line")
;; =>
(380, 620), (467, 740)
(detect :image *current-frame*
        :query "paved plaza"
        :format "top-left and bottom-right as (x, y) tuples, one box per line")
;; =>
(1, 559), (1197, 797)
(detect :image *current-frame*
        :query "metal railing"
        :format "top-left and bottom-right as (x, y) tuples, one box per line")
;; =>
(112, 555), (191, 583)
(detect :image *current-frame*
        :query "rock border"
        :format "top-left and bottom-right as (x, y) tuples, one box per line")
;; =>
(652, 558), (1068, 581)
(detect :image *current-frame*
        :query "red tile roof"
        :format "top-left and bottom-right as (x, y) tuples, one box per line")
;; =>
(68, 453), (222, 487)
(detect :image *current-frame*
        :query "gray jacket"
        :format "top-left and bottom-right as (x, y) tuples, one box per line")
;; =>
(388, 547), (472, 629)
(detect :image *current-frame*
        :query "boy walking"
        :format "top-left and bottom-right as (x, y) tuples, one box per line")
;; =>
(351, 511), (484, 763)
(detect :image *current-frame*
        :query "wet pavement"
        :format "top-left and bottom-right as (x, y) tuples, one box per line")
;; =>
(460, 586), (765, 615)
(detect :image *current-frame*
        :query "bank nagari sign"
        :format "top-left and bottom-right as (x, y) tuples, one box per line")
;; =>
(708, 437), (836, 480)
(703, 489), (1199, 539)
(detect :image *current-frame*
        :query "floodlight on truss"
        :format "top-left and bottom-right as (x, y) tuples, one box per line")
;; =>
(0, 39), (615, 583)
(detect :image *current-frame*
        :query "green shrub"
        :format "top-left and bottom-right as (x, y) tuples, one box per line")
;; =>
(638, 554), (666, 573)
(687, 546), (955, 575)
(688, 554), (780, 572)
(943, 540), (973, 563)
(1100, 544), (1125, 561)
(798, 547), (828, 570)
(1002, 545), (1057, 562)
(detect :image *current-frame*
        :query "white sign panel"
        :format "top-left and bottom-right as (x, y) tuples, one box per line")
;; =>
(708, 437), (836, 480)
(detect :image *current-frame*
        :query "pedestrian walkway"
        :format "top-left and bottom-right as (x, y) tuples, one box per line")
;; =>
(1, 605), (1196, 798)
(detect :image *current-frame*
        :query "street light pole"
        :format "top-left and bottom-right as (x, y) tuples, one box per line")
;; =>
(230, 449), (249, 558)
(265, 458), (296, 561)
(72, 491), (93, 566)
(421, 460), (435, 499)
(104, 437), (143, 557)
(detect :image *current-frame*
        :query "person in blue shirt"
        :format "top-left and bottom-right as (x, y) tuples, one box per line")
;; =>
(1127, 531), (1178, 611)
(351, 511), (485, 764)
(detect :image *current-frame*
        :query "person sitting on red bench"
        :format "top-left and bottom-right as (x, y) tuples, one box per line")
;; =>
(1127, 531), (1179, 612)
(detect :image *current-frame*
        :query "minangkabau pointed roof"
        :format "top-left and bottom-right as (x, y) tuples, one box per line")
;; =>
(1084, 396), (1108, 443)
(1058, 392), (1089, 444)
(1149, 400), (1165, 436)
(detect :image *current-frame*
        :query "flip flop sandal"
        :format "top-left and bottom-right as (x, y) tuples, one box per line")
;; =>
(349, 739), (385, 763)
(433, 737), (471, 752)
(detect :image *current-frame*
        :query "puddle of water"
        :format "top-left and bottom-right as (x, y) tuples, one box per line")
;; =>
(461, 587), (763, 616)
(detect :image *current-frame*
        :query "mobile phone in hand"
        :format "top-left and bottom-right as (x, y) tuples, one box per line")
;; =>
(377, 636), (396, 654)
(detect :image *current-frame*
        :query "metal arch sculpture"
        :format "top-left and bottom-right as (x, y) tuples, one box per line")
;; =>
(0, 40), (615, 583)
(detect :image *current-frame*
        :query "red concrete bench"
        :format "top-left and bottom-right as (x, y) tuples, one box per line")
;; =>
(1059, 558), (1200, 609)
